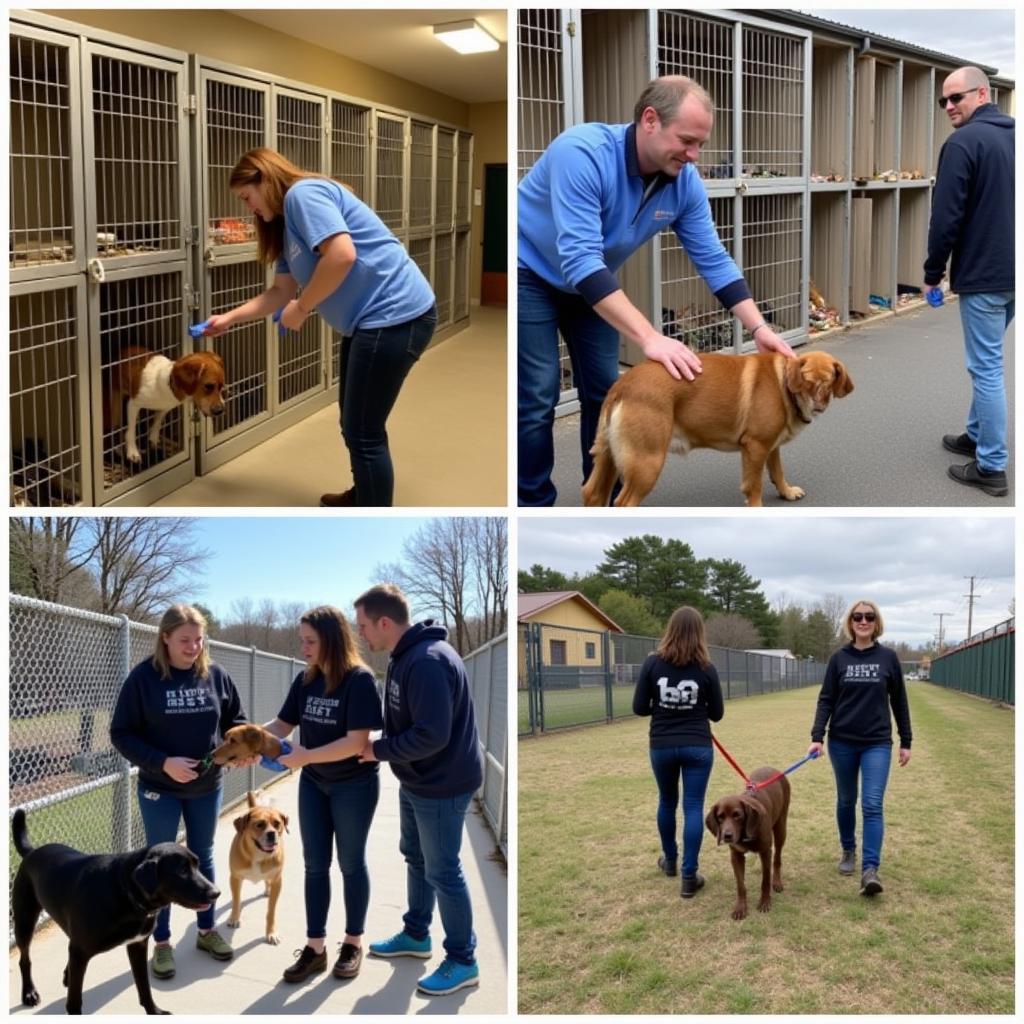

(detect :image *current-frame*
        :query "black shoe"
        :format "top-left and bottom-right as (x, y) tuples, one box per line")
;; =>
(838, 849), (857, 876)
(283, 946), (327, 983)
(859, 868), (883, 897)
(680, 873), (705, 898)
(657, 855), (678, 877)
(948, 460), (1008, 497)
(942, 432), (977, 457)
(332, 943), (362, 979)
(319, 487), (358, 507)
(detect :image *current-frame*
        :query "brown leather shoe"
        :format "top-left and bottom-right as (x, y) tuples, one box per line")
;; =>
(333, 942), (363, 979)
(319, 487), (357, 507)
(283, 945), (327, 983)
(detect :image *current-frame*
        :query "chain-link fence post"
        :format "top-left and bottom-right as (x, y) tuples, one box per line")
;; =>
(249, 645), (259, 793)
(115, 614), (133, 853)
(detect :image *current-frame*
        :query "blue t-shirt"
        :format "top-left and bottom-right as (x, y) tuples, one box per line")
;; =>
(277, 666), (384, 783)
(277, 178), (435, 335)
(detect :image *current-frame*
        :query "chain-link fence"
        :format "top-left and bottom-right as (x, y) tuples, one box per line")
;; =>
(10, 596), (509, 937)
(929, 617), (1015, 706)
(519, 621), (825, 736)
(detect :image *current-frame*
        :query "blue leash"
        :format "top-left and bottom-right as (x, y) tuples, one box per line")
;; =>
(261, 739), (292, 773)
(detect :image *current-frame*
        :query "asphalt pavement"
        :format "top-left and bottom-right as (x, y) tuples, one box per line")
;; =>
(551, 300), (1015, 507)
(8, 767), (508, 1016)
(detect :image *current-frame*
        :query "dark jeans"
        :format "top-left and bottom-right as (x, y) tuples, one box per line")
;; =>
(518, 266), (619, 506)
(298, 770), (380, 938)
(398, 786), (476, 965)
(339, 305), (437, 506)
(648, 744), (714, 877)
(827, 738), (892, 871)
(136, 784), (222, 941)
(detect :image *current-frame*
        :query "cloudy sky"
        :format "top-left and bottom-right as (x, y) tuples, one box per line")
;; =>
(518, 515), (1014, 648)
(798, 8), (1016, 79)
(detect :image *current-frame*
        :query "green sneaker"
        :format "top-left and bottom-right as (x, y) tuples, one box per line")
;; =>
(196, 929), (234, 961)
(151, 944), (176, 979)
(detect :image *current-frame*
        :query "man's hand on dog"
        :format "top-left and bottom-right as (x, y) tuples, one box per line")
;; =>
(641, 333), (703, 381)
(752, 326), (796, 358)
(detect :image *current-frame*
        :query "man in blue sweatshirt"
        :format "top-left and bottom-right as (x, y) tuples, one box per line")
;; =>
(354, 584), (483, 997)
(925, 66), (1015, 498)
(518, 74), (796, 506)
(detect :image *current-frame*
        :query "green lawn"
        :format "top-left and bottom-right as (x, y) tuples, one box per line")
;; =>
(519, 683), (1014, 1014)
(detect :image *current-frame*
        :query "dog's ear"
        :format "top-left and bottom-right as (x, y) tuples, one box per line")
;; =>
(705, 804), (720, 842)
(832, 359), (854, 397)
(234, 813), (250, 834)
(740, 796), (762, 835)
(280, 811), (290, 834)
(785, 355), (808, 394)
(132, 855), (161, 897)
(171, 357), (203, 396)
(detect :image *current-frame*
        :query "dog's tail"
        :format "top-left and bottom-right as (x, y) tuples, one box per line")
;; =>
(582, 400), (620, 507)
(12, 809), (33, 858)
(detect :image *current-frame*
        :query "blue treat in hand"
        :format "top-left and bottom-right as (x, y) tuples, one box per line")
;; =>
(261, 738), (293, 773)
(272, 308), (287, 336)
(926, 287), (944, 308)
(189, 319), (213, 338)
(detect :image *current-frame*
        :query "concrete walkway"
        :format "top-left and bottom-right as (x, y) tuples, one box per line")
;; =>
(551, 299), (1014, 506)
(8, 769), (507, 1015)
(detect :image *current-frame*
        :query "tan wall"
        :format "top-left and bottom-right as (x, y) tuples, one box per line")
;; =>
(46, 9), (470, 125)
(468, 101), (508, 305)
(528, 601), (610, 633)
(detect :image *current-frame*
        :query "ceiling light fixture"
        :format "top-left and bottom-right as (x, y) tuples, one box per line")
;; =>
(433, 19), (499, 55)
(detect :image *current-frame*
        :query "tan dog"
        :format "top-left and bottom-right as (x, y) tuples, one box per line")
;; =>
(211, 724), (286, 767)
(227, 791), (288, 944)
(705, 769), (791, 920)
(582, 350), (854, 507)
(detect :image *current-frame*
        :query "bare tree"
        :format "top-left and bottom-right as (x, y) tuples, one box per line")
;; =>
(817, 592), (847, 640)
(472, 517), (508, 645)
(705, 612), (762, 650)
(10, 518), (95, 604)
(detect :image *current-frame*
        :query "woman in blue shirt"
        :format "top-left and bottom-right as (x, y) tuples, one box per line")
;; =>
(261, 606), (384, 984)
(205, 147), (437, 507)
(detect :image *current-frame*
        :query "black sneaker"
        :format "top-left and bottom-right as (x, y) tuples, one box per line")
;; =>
(332, 942), (362, 979)
(838, 849), (857, 876)
(657, 855), (678, 877)
(948, 460), (1008, 497)
(283, 946), (327, 983)
(860, 868), (883, 897)
(942, 432), (977, 457)
(680, 873), (705, 898)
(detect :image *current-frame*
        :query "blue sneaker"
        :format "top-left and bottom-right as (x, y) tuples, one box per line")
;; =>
(417, 958), (480, 996)
(368, 931), (432, 959)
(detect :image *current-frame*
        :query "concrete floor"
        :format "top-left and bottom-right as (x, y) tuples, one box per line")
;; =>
(157, 306), (507, 508)
(8, 767), (508, 1016)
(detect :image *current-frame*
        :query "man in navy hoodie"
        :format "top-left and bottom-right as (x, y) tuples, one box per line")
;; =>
(354, 584), (483, 997)
(925, 65), (1015, 497)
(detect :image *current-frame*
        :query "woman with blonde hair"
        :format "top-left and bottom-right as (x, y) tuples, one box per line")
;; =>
(110, 604), (248, 980)
(204, 147), (437, 507)
(808, 599), (913, 898)
(259, 606), (383, 984)
(632, 605), (723, 898)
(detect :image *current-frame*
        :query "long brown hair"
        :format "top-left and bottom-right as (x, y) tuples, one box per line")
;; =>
(655, 605), (711, 668)
(228, 147), (321, 265)
(152, 604), (210, 681)
(300, 605), (367, 694)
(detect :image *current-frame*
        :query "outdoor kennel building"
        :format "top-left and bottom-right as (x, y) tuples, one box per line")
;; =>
(11, 10), (474, 506)
(518, 8), (1015, 408)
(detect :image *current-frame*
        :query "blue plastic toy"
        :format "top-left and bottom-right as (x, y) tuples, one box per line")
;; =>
(261, 739), (293, 773)
(926, 287), (944, 308)
(189, 319), (213, 338)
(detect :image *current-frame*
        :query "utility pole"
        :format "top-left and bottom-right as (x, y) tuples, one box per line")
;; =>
(963, 575), (978, 639)
(933, 611), (953, 652)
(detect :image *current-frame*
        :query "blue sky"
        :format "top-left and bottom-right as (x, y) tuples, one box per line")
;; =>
(182, 516), (433, 619)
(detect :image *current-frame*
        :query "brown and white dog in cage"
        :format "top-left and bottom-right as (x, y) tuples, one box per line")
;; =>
(105, 347), (227, 464)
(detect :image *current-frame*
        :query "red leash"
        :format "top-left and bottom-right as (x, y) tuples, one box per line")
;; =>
(712, 733), (821, 792)
(711, 733), (751, 787)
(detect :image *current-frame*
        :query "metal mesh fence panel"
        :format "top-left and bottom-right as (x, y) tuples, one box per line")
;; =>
(465, 634), (508, 854)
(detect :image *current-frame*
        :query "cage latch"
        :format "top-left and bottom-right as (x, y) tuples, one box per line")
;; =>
(87, 258), (106, 284)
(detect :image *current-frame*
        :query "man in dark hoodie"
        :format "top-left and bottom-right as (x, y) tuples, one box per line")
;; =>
(354, 584), (483, 997)
(924, 65), (1015, 498)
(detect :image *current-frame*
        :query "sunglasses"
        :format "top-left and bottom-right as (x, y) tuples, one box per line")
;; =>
(938, 87), (980, 108)
(851, 612), (877, 624)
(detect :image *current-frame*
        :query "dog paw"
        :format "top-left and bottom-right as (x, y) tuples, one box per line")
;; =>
(227, 917), (241, 929)
(780, 485), (805, 501)
(23, 988), (41, 1007)
(266, 933), (281, 945)
(125, 445), (142, 464)
(757, 899), (772, 913)
(731, 904), (748, 921)
(773, 879), (784, 892)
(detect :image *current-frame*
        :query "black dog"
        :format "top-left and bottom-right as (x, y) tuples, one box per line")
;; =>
(12, 808), (220, 1015)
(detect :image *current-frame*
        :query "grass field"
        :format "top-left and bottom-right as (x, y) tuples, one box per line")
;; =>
(519, 682), (1014, 1014)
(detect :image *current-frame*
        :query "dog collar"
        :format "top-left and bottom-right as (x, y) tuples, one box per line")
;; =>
(260, 739), (292, 773)
(195, 752), (216, 776)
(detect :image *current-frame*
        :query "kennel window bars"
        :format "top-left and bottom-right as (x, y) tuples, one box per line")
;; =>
(374, 112), (407, 232)
(409, 121), (435, 230)
(456, 132), (472, 225)
(331, 99), (370, 202)
(517, 8), (573, 180)
(435, 127), (455, 228)
(277, 316), (323, 408)
(275, 90), (324, 173)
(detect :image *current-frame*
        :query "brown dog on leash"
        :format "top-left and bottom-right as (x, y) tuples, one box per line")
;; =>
(227, 791), (288, 944)
(705, 768), (791, 920)
(582, 350), (854, 507)
(211, 724), (286, 767)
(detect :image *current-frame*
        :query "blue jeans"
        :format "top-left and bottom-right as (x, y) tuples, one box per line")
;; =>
(136, 784), (222, 941)
(518, 266), (620, 506)
(958, 291), (1014, 472)
(298, 770), (380, 938)
(339, 305), (437, 506)
(398, 786), (476, 965)
(827, 739), (892, 871)
(648, 745), (714, 877)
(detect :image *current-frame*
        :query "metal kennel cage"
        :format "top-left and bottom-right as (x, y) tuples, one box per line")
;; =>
(410, 121), (435, 231)
(331, 99), (371, 201)
(374, 112), (407, 234)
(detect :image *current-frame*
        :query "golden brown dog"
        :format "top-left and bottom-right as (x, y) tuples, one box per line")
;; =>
(582, 350), (854, 507)
(705, 768), (791, 920)
(211, 724), (286, 767)
(227, 791), (288, 944)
